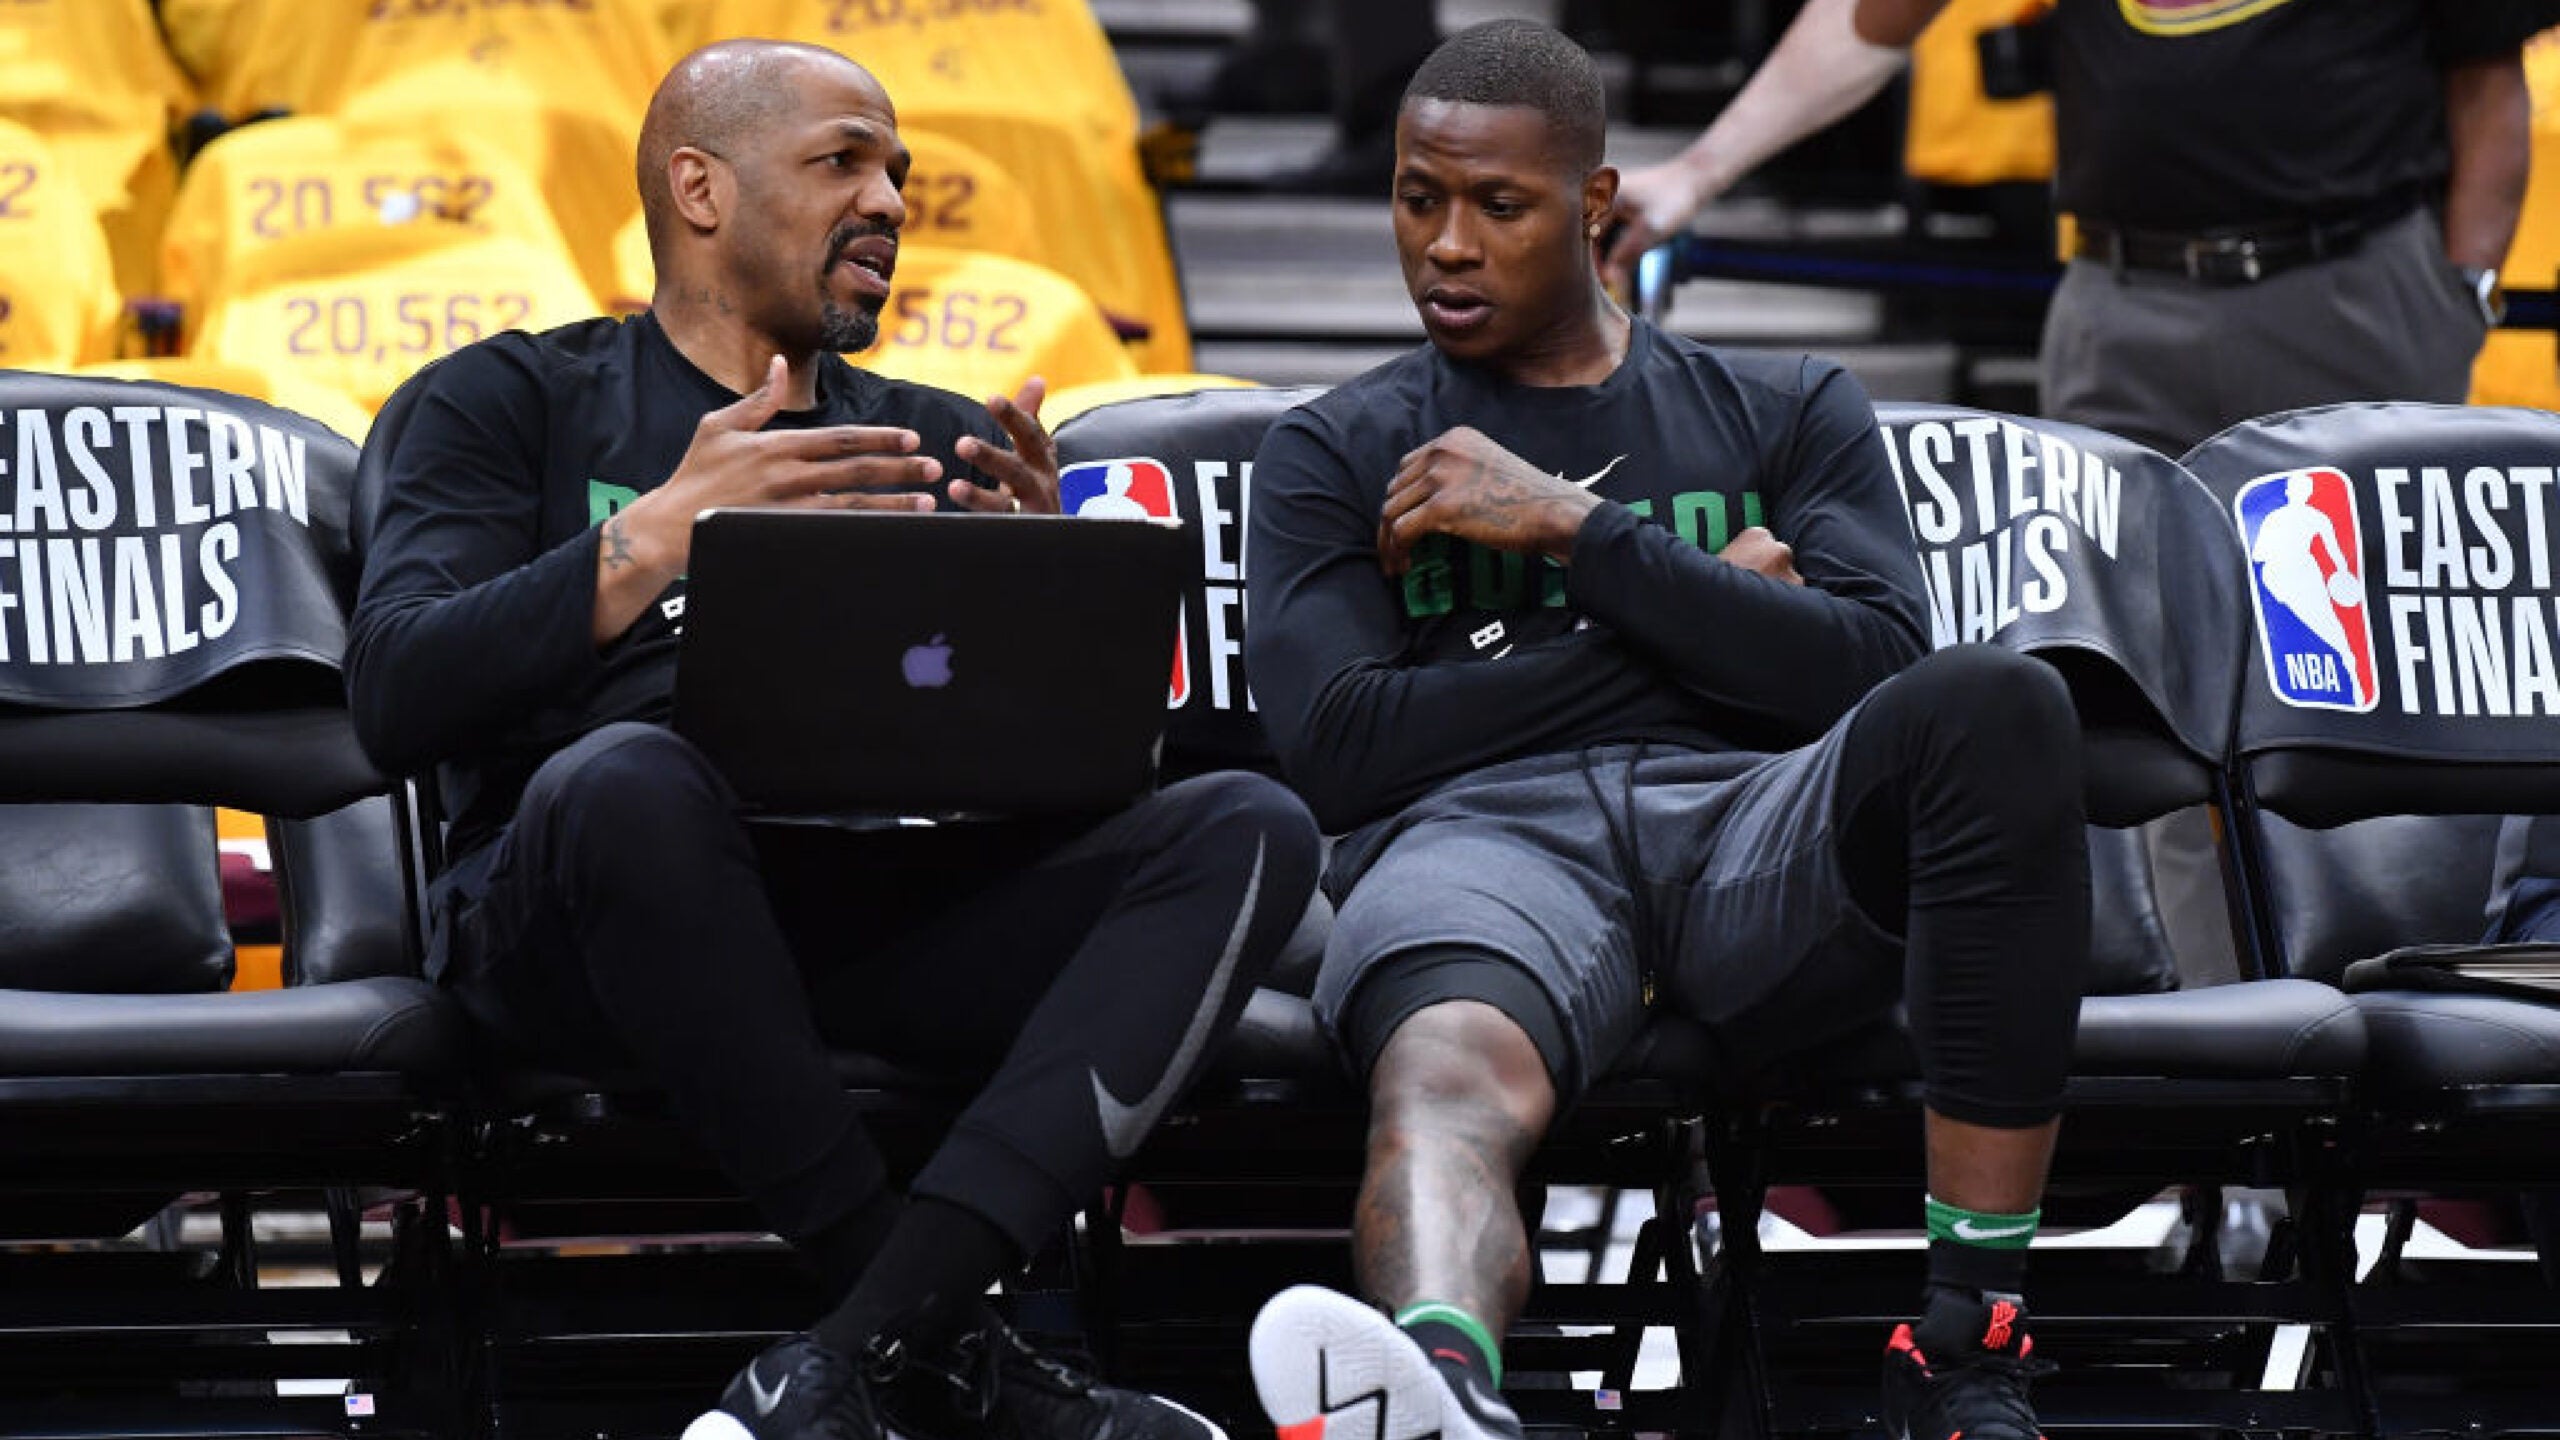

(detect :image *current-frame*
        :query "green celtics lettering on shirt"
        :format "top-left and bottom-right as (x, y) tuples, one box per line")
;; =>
(588, 479), (640, 523)
(1402, 488), (1765, 618)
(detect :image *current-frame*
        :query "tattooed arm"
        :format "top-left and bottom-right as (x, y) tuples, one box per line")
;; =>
(1374, 425), (1603, 574)
(591, 507), (653, 647)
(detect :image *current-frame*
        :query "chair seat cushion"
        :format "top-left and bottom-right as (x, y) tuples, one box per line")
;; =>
(0, 977), (462, 1081)
(1205, 986), (1338, 1084)
(2072, 979), (2367, 1077)
(487, 1045), (974, 1118)
(1201, 981), (2369, 1101)
(2350, 989), (2560, 1092)
(493, 987), (1334, 1118)
(1713, 980), (2370, 1099)
(1197, 990), (1723, 1108)
(486, 980), (2371, 1126)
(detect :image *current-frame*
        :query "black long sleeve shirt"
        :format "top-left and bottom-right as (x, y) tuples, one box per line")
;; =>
(1244, 320), (1929, 836)
(346, 311), (1004, 858)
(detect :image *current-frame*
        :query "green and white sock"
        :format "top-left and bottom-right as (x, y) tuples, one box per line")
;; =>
(1922, 1194), (2037, 1307)
(1395, 1300), (1503, 1387)
(1924, 1195), (2040, 1251)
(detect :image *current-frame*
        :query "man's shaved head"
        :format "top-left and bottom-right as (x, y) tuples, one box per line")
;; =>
(639, 37), (909, 359)
(637, 39), (882, 254)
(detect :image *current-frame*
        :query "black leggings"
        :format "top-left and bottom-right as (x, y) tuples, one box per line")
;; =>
(440, 722), (1320, 1259)
(1831, 646), (2092, 1128)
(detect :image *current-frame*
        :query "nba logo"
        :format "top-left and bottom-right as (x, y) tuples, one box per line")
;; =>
(2232, 467), (2378, 712)
(1059, 457), (1190, 709)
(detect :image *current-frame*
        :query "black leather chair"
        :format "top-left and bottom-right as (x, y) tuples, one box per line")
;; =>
(2188, 401), (2560, 1430)
(1685, 406), (2373, 1440)
(0, 374), (463, 1436)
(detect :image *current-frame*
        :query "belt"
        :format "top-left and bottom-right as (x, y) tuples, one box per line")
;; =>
(2071, 196), (2419, 285)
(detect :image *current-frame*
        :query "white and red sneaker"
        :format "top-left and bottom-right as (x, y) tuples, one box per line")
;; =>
(1247, 1286), (1521, 1440)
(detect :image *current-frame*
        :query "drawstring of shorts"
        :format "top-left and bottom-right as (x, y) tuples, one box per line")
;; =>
(1578, 742), (1660, 1008)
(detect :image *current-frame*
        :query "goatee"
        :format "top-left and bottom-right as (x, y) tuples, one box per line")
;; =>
(821, 299), (880, 354)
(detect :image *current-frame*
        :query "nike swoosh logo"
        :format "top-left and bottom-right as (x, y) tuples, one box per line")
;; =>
(1092, 839), (1265, 1160)
(747, 1362), (791, 1416)
(1950, 1218), (2037, 1242)
(1565, 455), (1629, 489)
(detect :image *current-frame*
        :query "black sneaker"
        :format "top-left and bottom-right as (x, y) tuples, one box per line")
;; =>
(1880, 1293), (2054, 1440)
(684, 1334), (885, 1440)
(885, 1315), (1230, 1440)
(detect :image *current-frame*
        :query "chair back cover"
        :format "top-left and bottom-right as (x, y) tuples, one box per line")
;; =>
(1875, 402), (2247, 824)
(2185, 403), (2560, 825)
(1054, 385), (1325, 778)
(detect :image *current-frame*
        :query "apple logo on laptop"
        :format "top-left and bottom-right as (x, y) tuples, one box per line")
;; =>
(902, 634), (955, 688)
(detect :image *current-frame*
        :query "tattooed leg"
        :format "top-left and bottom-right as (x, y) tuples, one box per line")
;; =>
(1355, 999), (1557, 1333)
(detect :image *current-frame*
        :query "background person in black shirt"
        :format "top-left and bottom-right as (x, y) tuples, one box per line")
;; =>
(345, 39), (1320, 1440)
(1603, 0), (2554, 1044)
(1601, 0), (2553, 454)
(1242, 23), (2087, 1440)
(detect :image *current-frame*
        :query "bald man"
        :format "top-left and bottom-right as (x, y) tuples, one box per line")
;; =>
(347, 41), (1319, 1440)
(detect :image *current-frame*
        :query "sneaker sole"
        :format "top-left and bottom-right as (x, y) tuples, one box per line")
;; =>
(1248, 1286), (1448, 1440)
(679, 1413), (757, 1440)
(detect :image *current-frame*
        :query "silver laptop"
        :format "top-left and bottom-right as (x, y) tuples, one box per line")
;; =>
(672, 508), (1191, 817)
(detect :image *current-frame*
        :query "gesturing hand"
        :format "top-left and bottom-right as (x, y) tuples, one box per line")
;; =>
(949, 375), (1060, 515)
(1377, 426), (1603, 576)
(611, 354), (941, 582)
(587, 354), (946, 646)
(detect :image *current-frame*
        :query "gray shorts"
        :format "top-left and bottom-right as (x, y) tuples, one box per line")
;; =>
(1318, 729), (1902, 1102)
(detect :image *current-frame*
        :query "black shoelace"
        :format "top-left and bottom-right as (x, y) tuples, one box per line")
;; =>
(942, 1321), (1096, 1424)
(1936, 1348), (2056, 1437)
(790, 1340), (887, 1440)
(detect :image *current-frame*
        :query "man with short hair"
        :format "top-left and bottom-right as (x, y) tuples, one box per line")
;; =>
(1243, 21), (2089, 1440)
(347, 39), (1320, 1440)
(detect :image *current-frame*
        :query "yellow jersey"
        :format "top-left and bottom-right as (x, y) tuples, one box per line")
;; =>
(0, 120), (123, 369)
(190, 222), (601, 413)
(77, 358), (376, 445)
(850, 247), (1137, 401)
(2472, 30), (2560, 409)
(1905, 0), (2056, 187)
(163, 114), (577, 327)
(0, 0), (192, 297)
